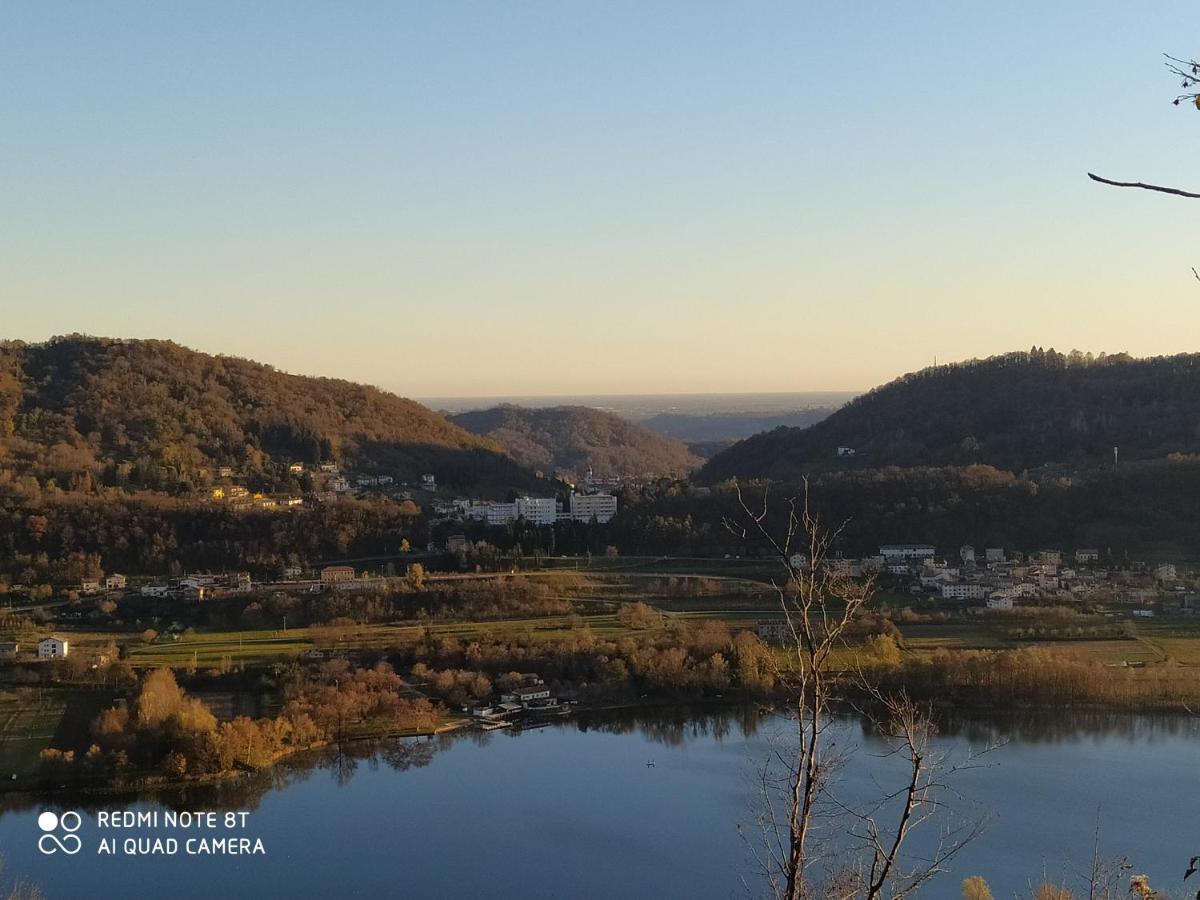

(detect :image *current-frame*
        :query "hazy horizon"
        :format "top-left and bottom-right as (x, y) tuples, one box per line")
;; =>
(422, 390), (859, 420)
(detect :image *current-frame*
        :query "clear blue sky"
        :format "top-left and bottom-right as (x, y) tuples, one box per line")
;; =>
(2, 2), (1197, 396)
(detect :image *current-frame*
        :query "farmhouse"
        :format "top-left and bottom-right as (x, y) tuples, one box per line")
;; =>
(38, 636), (69, 659)
(321, 566), (356, 585)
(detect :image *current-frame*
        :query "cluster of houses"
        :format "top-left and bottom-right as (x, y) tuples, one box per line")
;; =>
(207, 460), (436, 508)
(469, 674), (564, 728)
(80, 573), (129, 595)
(210, 484), (305, 510)
(786, 543), (1193, 613)
(136, 572), (254, 602)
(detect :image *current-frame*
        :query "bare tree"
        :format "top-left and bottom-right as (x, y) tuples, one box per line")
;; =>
(1088, 53), (1200, 198)
(727, 482), (989, 900)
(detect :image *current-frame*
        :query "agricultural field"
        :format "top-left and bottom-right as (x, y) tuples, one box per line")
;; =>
(0, 689), (67, 781)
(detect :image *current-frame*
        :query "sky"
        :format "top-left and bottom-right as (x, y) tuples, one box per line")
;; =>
(2, 2), (1198, 397)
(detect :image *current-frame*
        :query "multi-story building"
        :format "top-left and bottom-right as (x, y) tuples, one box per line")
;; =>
(879, 544), (935, 560)
(320, 566), (356, 584)
(516, 497), (558, 525)
(566, 492), (617, 524)
(463, 497), (559, 526)
(940, 582), (986, 601)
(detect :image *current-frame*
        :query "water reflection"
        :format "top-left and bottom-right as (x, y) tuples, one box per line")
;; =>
(0, 736), (443, 817)
(4, 705), (1195, 819)
(573, 703), (765, 746)
(936, 708), (1200, 746)
(1, 707), (1198, 900)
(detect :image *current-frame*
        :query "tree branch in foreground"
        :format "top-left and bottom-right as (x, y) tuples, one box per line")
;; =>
(1087, 172), (1200, 199)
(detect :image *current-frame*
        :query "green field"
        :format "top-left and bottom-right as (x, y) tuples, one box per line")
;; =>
(0, 689), (67, 781)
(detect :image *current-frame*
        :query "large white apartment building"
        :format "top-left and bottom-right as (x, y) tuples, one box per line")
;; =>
(461, 493), (618, 526)
(566, 492), (617, 524)
(464, 496), (559, 526)
(516, 497), (559, 525)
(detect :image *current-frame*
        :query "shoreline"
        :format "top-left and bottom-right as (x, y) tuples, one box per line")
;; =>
(6, 692), (1197, 803)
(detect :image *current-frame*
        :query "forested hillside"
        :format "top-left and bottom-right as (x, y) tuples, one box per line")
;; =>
(0, 336), (540, 496)
(450, 405), (699, 477)
(701, 349), (1200, 482)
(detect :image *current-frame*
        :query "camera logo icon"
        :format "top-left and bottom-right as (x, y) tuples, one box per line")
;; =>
(37, 811), (82, 855)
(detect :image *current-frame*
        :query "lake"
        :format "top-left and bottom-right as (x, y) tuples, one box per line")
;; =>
(1, 708), (1197, 899)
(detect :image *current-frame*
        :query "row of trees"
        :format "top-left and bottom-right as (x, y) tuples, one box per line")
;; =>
(0, 494), (424, 584)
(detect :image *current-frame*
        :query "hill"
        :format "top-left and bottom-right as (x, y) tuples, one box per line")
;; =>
(0, 335), (541, 496)
(700, 349), (1200, 482)
(449, 405), (700, 478)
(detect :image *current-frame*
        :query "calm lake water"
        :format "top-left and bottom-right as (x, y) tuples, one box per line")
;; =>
(1, 708), (1197, 899)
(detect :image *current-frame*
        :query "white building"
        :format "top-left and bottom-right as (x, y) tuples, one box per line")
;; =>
(37, 637), (69, 659)
(1156, 564), (1178, 582)
(880, 544), (935, 560)
(985, 548), (1006, 563)
(421, 474), (437, 492)
(567, 493), (618, 524)
(940, 582), (986, 601)
(1074, 549), (1099, 564)
(516, 497), (558, 526)
(465, 502), (517, 526)
(986, 595), (1014, 610)
(959, 545), (976, 564)
(463, 497), (559, 527)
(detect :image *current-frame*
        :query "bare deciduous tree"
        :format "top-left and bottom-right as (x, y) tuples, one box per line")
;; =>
(727, 482), (990, 900)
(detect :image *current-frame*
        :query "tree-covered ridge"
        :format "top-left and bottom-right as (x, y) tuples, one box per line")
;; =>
(0, 335), (540, 495)
(701, 348), (1200, 482)
(449, 404), (700, 477)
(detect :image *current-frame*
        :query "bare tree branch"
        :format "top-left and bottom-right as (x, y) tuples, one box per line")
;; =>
(1087, 172), (1200, 199)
